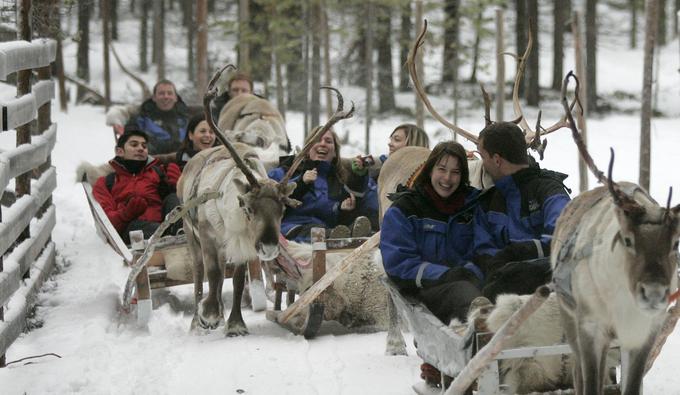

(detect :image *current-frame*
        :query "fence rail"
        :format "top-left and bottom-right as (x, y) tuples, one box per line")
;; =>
(0, 37), (56, 365)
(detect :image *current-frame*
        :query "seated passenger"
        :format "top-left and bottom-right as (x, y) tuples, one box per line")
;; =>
(211, 72), (254, 122)
(473, 122), (571, 301)
(125, 79), (190, 155)
(92, 127), (181, 243)
(269, 128), (373, 242)
(380, 141), (483, 325)
(352, 123), (430, 180)
(172, 113), (217, 170)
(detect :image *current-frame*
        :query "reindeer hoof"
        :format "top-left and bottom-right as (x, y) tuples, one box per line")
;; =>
(225, 323), (249, 337)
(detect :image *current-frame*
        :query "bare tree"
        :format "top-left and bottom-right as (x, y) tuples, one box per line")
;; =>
(139, 0), (150, 72)
(196, 0), (207, 93)
(515, 0), (527, 98)
(153, 0), (165, 80)
(185, 0), (195, 82)
(365, 1), (374, 153)
(376, 4), (395, 113)
(441, 0), (459, 83)
(238, 0), (250, 73)
(414, 1), (424, 129)
(585, 0), (598, 112)
(311, 0), (322, 129)
(526, 0), (540, 106)
(640, 0), (659, 190)
(322, 3), (332, 119)
(630, 0), (638, 49)
(76, 0), (91, 101)
(102, 0), (111, 108)
(111, 0), (118, 40)
(658, 0), (667, 46)
(551, 0), (568, 91)
(398, 2), (411, 92)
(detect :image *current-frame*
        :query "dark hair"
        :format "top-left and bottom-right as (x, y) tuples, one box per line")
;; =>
(179, 113), (208, 151)
(413, 141), (469, 190)
(391, 123), (430, 148)
(228, 73), (254, 92)
(117, 127), (148, 148)
(304, 127), (347, 183)
(478, 121), (528, 165)
(153, 79), (176, 95)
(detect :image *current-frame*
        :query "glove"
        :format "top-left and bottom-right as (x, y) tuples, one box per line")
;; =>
(121, 196), (147, 222)
(165, 163), (182, 186)
(482, 259), (552, 301)
(436, 266), (482, 288)
(351, 157), (369, 176)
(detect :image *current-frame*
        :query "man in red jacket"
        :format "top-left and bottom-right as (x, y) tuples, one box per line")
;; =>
(92, 127), (181, 243)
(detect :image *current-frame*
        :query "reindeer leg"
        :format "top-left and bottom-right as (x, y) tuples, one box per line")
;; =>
(187, 227), (205, 331)
(226, 263), (249, 336)
(196, 231), (224, 330)
(575, 318), (609, 395)
(560, 305), (584, 395)
(385, 294), (407, 356)
(621, 334), (655, 395)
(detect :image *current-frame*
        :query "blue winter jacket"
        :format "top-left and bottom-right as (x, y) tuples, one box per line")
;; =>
(380, 185), (483, 290)
(127, 98), (190, 155)
(473, 166), (571, 273)
(269, 159), (369, 242)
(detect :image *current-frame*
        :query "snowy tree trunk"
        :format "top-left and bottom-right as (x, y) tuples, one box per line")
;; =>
(311, 0), (321, 130)
(551, 0), (567, 91)
(495, 8), (505, 122)
(526, 0), (540, 106)
(399, 3), (411, 92)
(196, 0), (208, 94)
(640, 0), (658, 191)
(376, 5), (395, 113)
(139, 0), (149, 72)
(586, 0), (598, 112)
(365, 2), (374, 153)
(323, 6), (332, 119)
(76, 0), (91, 101)
(514, 0), (527, 98)
(572, 11), (589, 193)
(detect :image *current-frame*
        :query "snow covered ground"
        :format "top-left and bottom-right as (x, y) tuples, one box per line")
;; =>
(1, 4), (680, 394)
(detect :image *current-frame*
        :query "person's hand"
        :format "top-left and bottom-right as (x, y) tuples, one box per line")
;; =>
(121, 196), (147, 222)
(340, 193), (356, 211)
(302, 169), (317, 184)
(351, 156), (368, 176)
(165, 163), (182, 186)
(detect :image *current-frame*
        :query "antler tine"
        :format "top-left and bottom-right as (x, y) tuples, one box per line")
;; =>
(480, 84), (492, 126)
(664, 187), (673, 222)
(407, 19), (479, 144)
(561, 71), (606, 184)
(530, 110), (548, 160)
(605, 148), (643, 216)
(204, 64), (260, 189)
(280, 87), (355, 186)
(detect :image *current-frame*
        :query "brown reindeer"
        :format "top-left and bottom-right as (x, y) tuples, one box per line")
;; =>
(178, 65), (354, 335)
(552, 72), (680, 394)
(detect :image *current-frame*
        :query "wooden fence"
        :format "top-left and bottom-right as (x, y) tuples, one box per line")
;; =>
(0, 38), (57, 366)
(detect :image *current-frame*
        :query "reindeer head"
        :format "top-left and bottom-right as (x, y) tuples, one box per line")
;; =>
(234, 177), (297, 261)
(561, 72), (680, 313)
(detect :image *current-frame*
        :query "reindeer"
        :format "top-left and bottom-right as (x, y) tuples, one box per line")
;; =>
(177, 66), (354, 335)
(551, 72), (680, 394)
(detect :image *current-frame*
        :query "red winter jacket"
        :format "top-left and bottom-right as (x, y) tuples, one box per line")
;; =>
(93, 157), (172, 233)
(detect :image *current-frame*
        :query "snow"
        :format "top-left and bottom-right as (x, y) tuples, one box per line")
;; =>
(1, 3), (680, 394)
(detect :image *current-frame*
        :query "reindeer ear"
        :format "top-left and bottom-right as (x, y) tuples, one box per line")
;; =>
(281, 181), (297, 197)
(233, 178), (250, 195)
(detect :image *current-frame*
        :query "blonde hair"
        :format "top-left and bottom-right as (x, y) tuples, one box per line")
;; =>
(305, 127), (347, 183)
(391, 123), (430, 148)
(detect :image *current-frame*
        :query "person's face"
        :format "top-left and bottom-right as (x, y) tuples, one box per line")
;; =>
(430, 154), (461, 199)
(229, 79), (252, 97)
(388, 128), (407, 154)
(308, 131), (336, 162)
(116, 136), (148, 161)
(153, 83), (178, 111)
(477, 138), (502, 181)
(189, 120), (215, 151)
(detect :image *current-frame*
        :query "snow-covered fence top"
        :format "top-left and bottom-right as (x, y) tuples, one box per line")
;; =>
(0, 38), (57, 366)
(0, 39), (56, 81)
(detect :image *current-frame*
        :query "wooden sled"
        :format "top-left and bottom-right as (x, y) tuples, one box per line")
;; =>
(266, 227), (380, 339)
(383, 278), (625, 395)
(81, 181), (267, 325)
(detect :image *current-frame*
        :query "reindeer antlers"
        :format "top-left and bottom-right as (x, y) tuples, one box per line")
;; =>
(204, 64), (261, 189)
(562, 71), (645, 218)
(408, 20), (479, 143)
(280, 87), (355, 186)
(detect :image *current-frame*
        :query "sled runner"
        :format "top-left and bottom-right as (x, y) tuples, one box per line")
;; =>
(81, 180), (268, 325)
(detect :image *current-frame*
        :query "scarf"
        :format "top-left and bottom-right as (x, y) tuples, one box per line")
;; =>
(423, 183), (466, 215)
(114, 157), (147, 175)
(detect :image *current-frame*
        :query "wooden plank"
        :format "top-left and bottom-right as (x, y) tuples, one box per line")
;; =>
(0, 168), (56, 257)
(0, 123), (56, 191)
(81, 182), (133, 264)
(0, 242), (55, 357)
(311, 228), (326, 282)
(383, 277), (469, 377)
(278, 231), (379, 325)
(32, 79), (55, 109)
(0, 205), (55, 307)
(0, 39), (56, 80)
